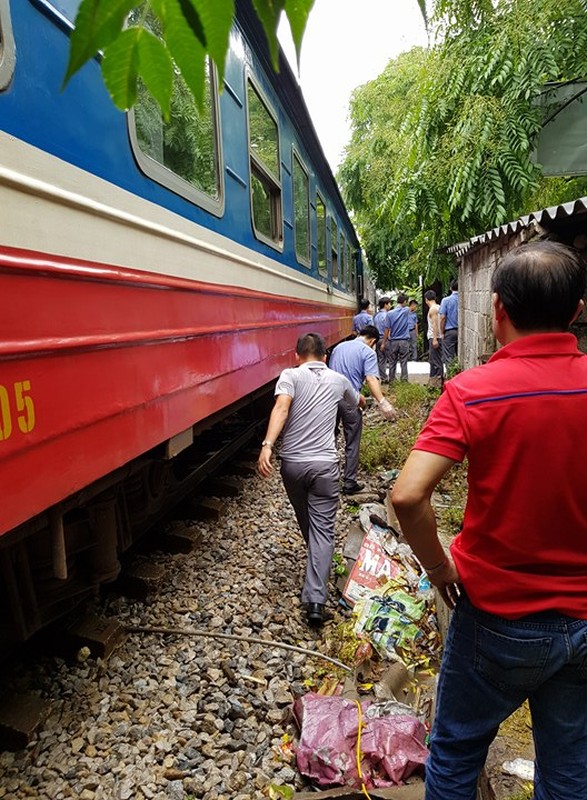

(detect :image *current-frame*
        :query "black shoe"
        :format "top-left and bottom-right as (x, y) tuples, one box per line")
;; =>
(306, 603), (331, 626)
(343, 480), (364, 495)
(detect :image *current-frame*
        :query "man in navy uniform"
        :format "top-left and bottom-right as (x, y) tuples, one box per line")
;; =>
(381, 293), (410, 382)
(352, 298), (373, 335)
(373, 296), (392, 381)
(439, 279), (459, 366)
(330, 325), (396, 495)
(408, 299), (419, 361)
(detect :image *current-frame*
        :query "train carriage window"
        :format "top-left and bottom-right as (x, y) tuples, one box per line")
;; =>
(350, 246), (357, 292)
(0, 0), (15, 90)
(330, 218), (339, 283)
(247, 79), (282, 247)
(340, 233), (346, 287)
(128, 11), (223, 215)
(345, 240), (352, 287)
(316, 194), (327, 277)
(293, 152), (310, 266)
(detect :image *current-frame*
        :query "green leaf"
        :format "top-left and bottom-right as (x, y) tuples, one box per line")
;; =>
(161, 0), (207, 108)
(415, 0), (428, 28)
(284, 0), (315, 69)
(101, 26), (141, 110)
(137, 29), (174, 120)
(64, 0), (136, 86)
(193, 0), (235, 85)
(177, 0), (207, 47)
(251, 0), (287, 70)
(268, 786), (294, 800)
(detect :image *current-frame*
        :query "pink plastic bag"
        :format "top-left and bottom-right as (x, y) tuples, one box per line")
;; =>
(293, 692), (428, 788)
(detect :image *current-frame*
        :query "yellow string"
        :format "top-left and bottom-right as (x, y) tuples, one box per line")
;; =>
(354, 699), (374, 800)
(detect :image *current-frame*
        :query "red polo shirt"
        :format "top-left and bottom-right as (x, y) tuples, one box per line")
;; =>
(414, 333), (587, 619)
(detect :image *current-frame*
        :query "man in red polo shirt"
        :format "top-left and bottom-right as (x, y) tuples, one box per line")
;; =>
(392, 241), (587, 800)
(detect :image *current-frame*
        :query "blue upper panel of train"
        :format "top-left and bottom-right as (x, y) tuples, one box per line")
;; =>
(0, 0), (362, 292)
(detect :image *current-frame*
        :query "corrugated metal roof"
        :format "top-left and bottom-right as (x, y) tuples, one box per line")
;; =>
(448, 196), (587, 257)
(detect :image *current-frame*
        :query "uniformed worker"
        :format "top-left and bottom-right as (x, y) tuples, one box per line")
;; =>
(352, 298), (373, 335)
(329, 325), (397, 495)
(257, 333), (365, 627)
(373, 296), (392, 381)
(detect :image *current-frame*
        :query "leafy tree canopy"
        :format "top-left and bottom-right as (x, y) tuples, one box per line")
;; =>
(339, 0), (587, 289)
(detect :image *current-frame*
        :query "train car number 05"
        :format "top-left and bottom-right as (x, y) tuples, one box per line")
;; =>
(0, 381), (36, 440)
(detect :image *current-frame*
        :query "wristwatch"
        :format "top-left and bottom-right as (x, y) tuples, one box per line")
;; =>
(261, 440), (273, 448)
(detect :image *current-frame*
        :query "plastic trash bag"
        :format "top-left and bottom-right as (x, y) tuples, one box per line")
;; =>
(293, 692), (428, 788)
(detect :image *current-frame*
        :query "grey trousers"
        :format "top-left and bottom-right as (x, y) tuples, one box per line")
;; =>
(387, 339), (410, 381)
(280, 459), (340, 604)
(429, 339), (444, 379)
(377, 346), (389, 381)
(442, 329), (458, 364)
(338, 402), (363, 489)
(409, 329), (418, 360)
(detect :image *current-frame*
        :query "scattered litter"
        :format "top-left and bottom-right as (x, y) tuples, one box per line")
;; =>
(369, 515), (401, 538)
(293, 692), (427, 789)
(380, 469), (401, 481)
(353, 586), (426, 661)
(502, 758), (535, 781)
(343, 504), (403, 605)
(339, 504), (441, 669)
(269, 784), (295, 799)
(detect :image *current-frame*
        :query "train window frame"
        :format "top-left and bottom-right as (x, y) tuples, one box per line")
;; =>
(246, 74), (283, 251)
(330, 217), (339, 283)
(292, 148), (311, 268)
(0, 0), (15, 91)
(128, 58), (225, 217)
(316, 192), (327, 278)
(350, 247), (357, 292)
(340, 232), (347, 287)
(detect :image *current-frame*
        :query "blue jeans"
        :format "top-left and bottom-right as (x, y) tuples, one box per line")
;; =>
(426, 593), (587, 800)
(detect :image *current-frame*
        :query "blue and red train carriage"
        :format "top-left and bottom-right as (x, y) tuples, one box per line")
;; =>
(0, 0), (364, 647)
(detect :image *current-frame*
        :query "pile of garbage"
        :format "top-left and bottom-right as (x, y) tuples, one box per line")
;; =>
(343, 503), (441, 670)
(288, 503), (442, 796)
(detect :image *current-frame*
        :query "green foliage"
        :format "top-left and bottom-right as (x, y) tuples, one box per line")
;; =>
(438, 505), (463, 536)
(339, 0), (587, 289)
(66, 0), (314, 113)
(332, 552), (349, 577)
(360, 383), (437, 472)
(504, 788), (534, 800)
(444, 357), (462, 381)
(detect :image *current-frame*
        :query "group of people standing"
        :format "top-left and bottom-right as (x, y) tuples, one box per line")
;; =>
(355, 282), (459, 388)
(256, 284), (461, 627)
(356, 295), (420, 383)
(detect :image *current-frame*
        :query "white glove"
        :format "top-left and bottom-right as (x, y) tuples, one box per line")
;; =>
(378, 398), (397, 420)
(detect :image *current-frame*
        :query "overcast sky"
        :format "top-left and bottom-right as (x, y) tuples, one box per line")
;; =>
(278, 1), (428, 171)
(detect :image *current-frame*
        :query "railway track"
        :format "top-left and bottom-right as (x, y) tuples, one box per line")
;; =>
(0, 416), (363, 800)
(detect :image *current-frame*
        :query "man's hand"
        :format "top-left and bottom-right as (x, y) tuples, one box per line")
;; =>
(358, 394), (367, 410)
(432, 338), (440, 349)
(426, 556), (461, 610)
(257, 445), (273, 478)
(378, 398), (398, 420)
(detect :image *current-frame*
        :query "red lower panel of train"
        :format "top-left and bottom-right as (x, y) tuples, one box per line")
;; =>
(0, 246), (351, 536)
